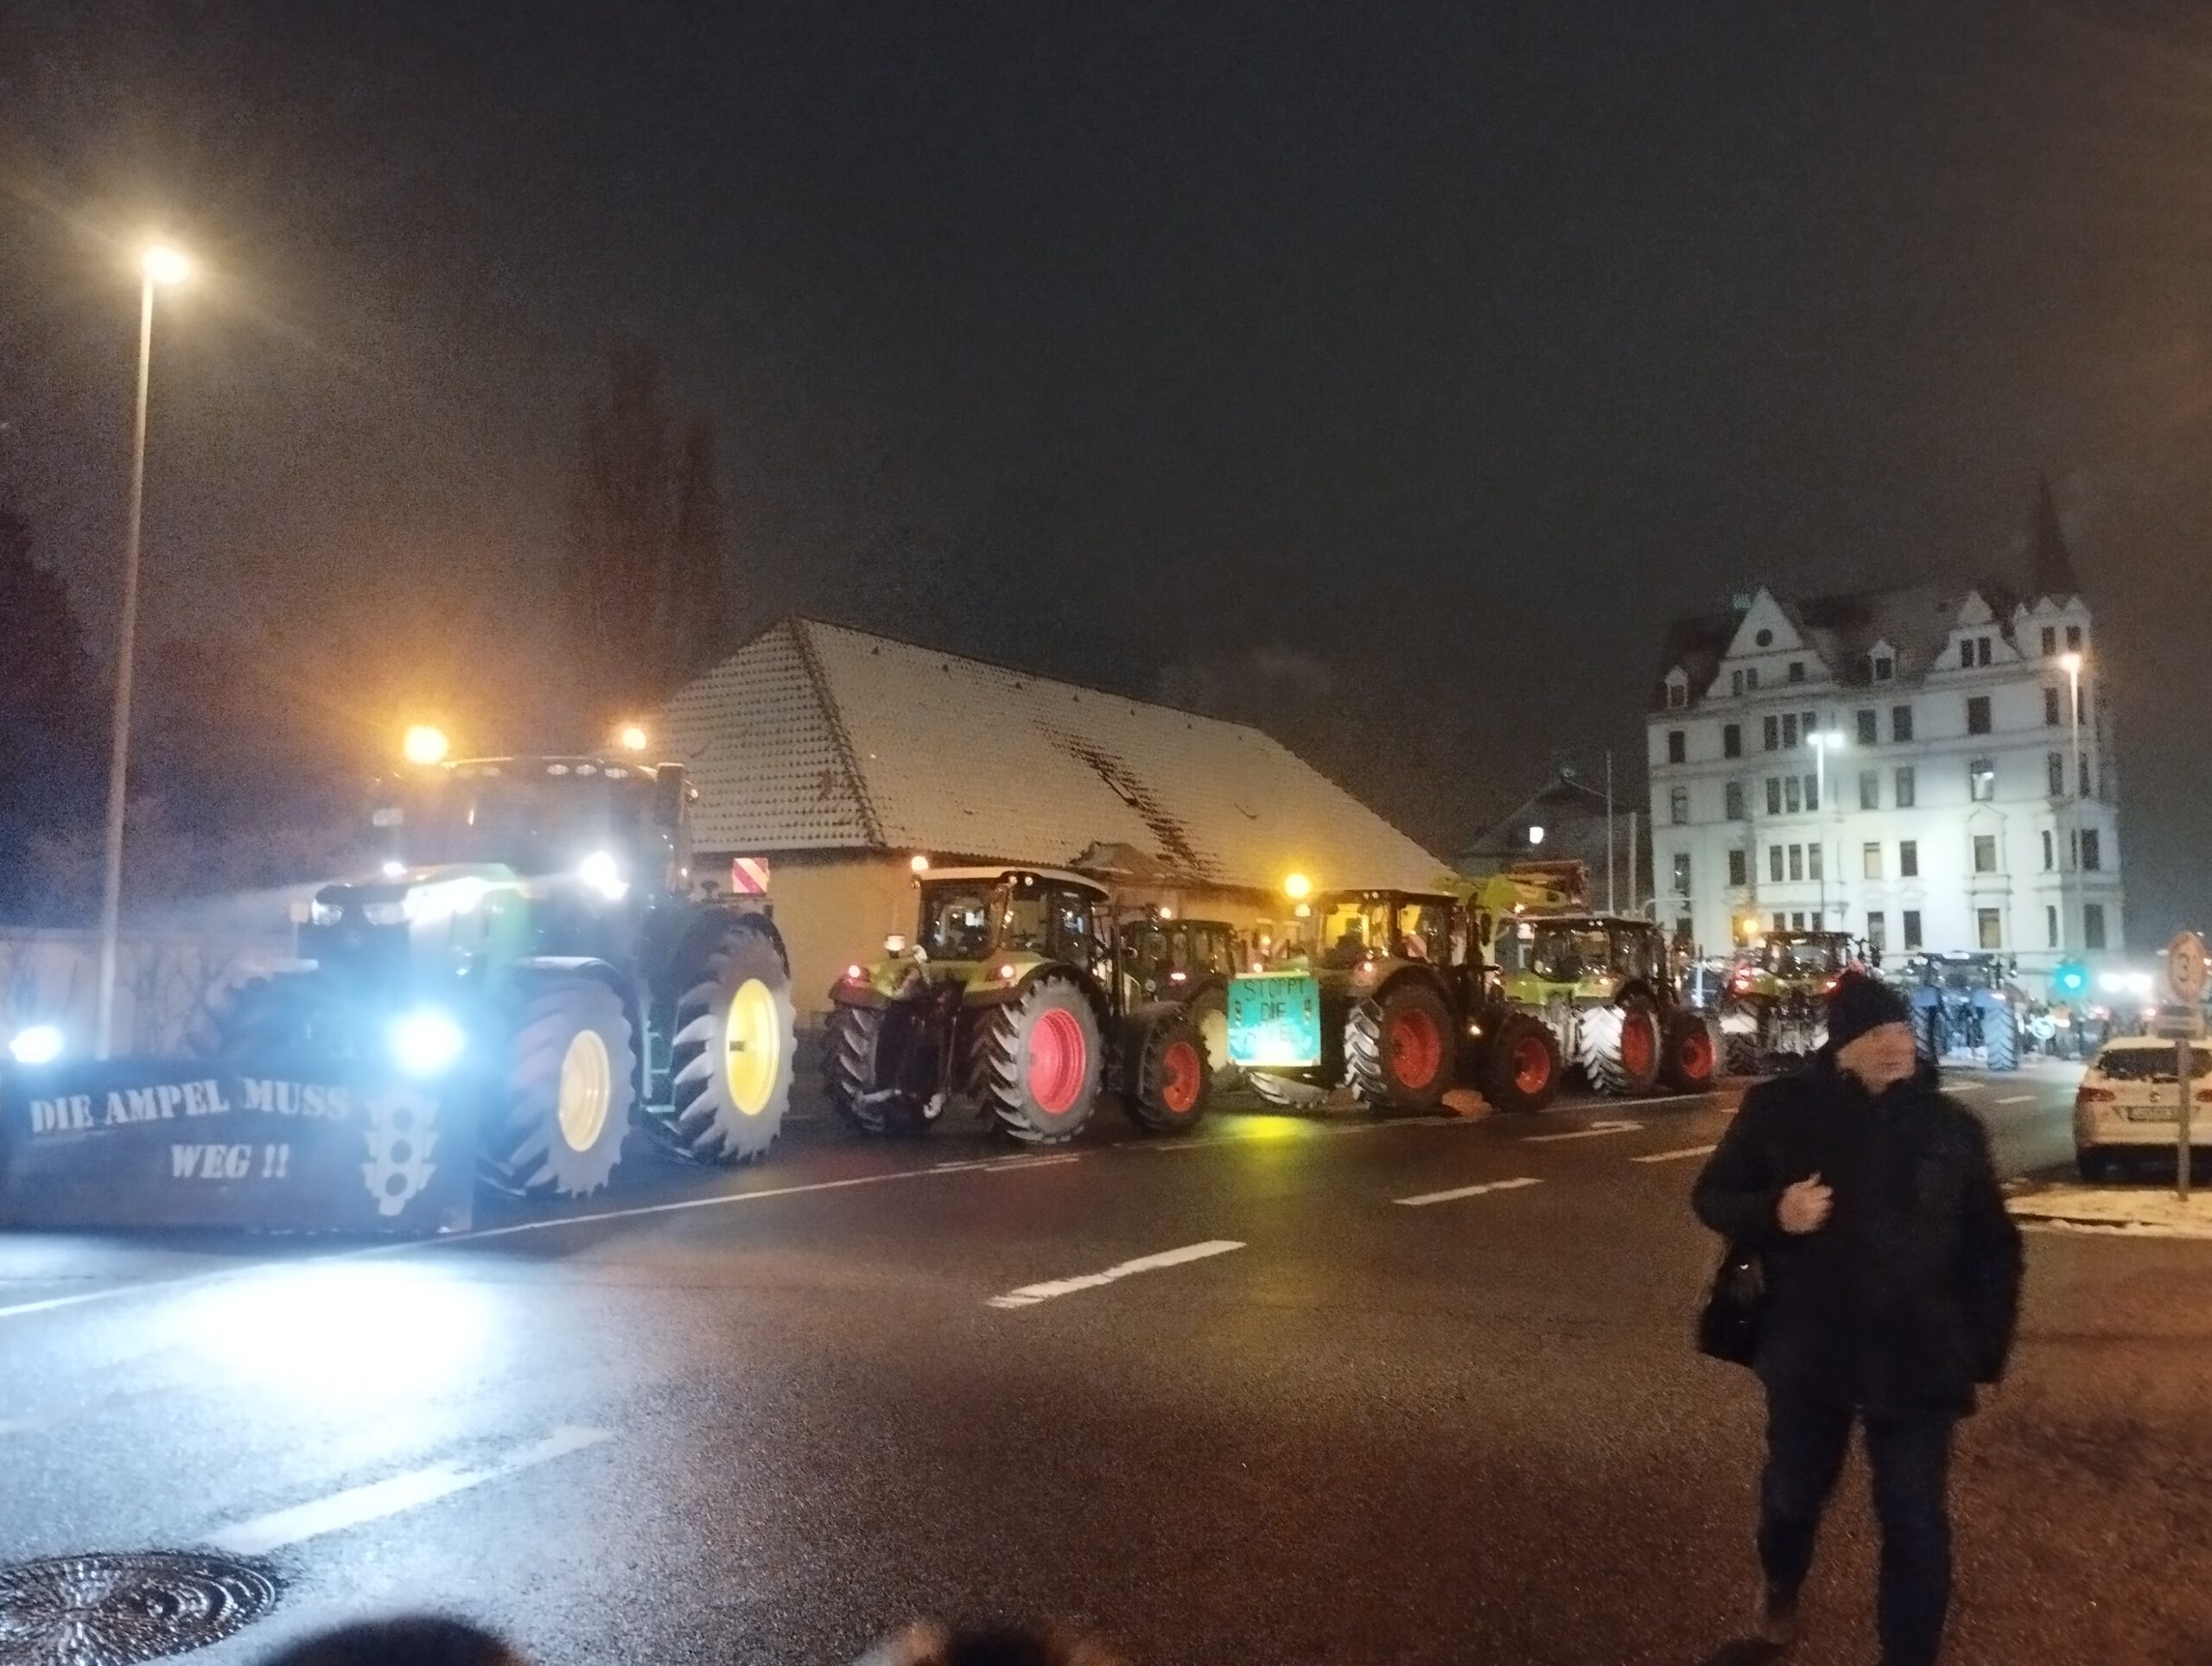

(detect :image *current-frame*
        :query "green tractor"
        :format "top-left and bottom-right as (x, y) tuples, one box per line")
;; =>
(1230, 889), (1565, 1115)
(823, 867), (1211, 1142)
(1717, 930), (1858, 1073)
(1116, 909), (1246, 1088)
(200, 751), (798, 1198)
(1490, 912), (1720, 1096)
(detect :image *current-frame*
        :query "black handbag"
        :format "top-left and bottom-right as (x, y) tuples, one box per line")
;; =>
(1697, 1242), (1766, 1368)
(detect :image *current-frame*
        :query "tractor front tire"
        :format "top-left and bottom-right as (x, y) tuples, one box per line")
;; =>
(1346, 982), (1455, 1114)
(824, 1004), (934, 1137)
(969, 976), (1104, 1143)
(1661, 1009), (1722, 1092)
(1122, 1012), (1211, 1135)
(652, 915), (797, 1166)
(1719, 1002), (1764, 1077)
(483, 974), (636, 1199)
(1479, 1010), (1561, 1114)
(1580, 995), (1663, 1097)
(1983, 1002), (2018, 1072)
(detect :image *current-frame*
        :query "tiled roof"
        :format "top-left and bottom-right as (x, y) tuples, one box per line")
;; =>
(658, 618), (1446, 891)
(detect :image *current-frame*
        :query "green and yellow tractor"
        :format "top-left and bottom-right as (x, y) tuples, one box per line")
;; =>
(1230, 889), (1566, 1115)
(1717, 930), (1858, 1073)
(200, 743), (798, 1199)
(1489, 912), (1720, 1096)
(823, 867), (1211, 1142)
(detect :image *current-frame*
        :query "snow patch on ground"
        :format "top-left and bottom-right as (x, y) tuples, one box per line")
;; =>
(2006, 1184), (2212, 1239)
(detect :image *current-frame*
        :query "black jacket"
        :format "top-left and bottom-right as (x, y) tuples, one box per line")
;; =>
(1693, 1052), (2024, 1416)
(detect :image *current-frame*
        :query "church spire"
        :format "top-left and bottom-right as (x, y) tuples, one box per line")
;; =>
(2031, 473), (2080, 599)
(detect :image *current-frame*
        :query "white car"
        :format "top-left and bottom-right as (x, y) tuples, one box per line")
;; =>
(2073, 1035), (2212, 1181)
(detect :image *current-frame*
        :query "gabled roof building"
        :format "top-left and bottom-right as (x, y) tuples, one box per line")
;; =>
(1643, 493), (2121, 972)
(658, 617), (1446, 1012)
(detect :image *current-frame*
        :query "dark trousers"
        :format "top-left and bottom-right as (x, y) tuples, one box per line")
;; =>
(1758, 1389), (1956, 1666)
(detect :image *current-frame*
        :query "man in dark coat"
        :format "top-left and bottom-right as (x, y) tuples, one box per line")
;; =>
(1694, 970), (2023, 1665)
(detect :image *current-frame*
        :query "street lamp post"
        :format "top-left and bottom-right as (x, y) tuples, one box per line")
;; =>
(2059, 650), (2084, 954)
(93, 244), (191, 1058)
(1810, 729), (1844, 930)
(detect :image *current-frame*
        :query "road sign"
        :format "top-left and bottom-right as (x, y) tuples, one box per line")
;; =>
(2166, 931), (2208, 1006)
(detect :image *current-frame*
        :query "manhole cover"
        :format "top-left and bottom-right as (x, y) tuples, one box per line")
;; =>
(0, 1552), (278, 1665)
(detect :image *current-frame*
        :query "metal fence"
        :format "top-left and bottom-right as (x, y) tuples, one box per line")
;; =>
(0, 929), (296, 1056)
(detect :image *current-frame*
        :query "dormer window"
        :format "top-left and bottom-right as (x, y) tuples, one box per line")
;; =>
(1666, 680), (1688, 709)
(1872, 655), (1894, 682)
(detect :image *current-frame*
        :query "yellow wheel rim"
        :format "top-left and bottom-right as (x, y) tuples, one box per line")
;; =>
(725, 978), (781, 1116)
(556, 1027), (613, 1153)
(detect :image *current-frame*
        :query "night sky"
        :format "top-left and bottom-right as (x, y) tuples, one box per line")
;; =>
(3, 2), (2209, 938)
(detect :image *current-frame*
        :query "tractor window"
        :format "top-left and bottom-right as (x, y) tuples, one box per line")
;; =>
(1765, 937), (1843, 976)
(1045, 887), (1110, 980)
(918, 884), (997, 959)
(1395, 902), (1452, 962)
(392, 770), (657, 872)
(1531, 924), (1611, 982)
(1192, 927), (1233, 976)
(1319, 900), (1389, 967)
(1611, 928), (1656, 982)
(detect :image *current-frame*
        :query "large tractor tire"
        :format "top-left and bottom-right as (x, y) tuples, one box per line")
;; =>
(1719, 1002), (1764, 1077)
(969, 975), (1104, 1143)
(1579, 995), (1663, 1097)
(1185, 984), (1242, 1090)
(1983, 1002), (2018, 1072)
(1661, 1009), (1722, 1092)
(652, 914), (796, 1166)
(1915, 1004), (1946, 1063)
(1121, 1010), (1211, 1135)
(483, 973), (636, 1199)
(1345, 982), (1455, 1114)
(1479, 1009), (1562, 1114)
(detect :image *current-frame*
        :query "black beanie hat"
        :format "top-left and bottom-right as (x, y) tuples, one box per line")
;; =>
(1826, 969), (1911, 1050)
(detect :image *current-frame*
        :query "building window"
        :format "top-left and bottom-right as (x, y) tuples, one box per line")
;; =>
(1792, 911), (1807, 931)
(1672, 851), (1692, 895)
(1667, 681), (1688, 709)
(1782, 713), (1800, 749)
(1859, 770), (1879, 811)
(2084, 902), (2107, 950)
(1783, 776), (1802, 814)
(1802, 709), (1817, 739)
(1891, 704), (1913, 742)
(2041, 625), (2057, 655)
(2042, 829), (2054, 871)
(1867, 911), (1887, 954)
(1667, 728), (1687, 765)
(1788, 844), (1804, 881)
(2047, 905), (2059, 949)
(1873, 655), (1894, 681)
(1725, 780), (1745, 820)
(1807, 842), (1823, 882)
(1670, 785), (1689, 825)
(1864, 842), (1883, 880)
(1904, 909), (1923, 951)
(1895, 766), (1916, 808)
(1788, 659), (1806, 683)
(2082, 829), (2102, 872)
(1968, 758), (1996, 801)
(1803, 773), (1819, 811)
(2066, 624), (2082, 651)
(1765, 777), (1782, 816)
(1856, 709), (1878, 746)
(1763, 715), (1779, 751)
(2044, 685), (2062, 726)
(1966, 695), (1991, 734)
(1769, 844), (1784, 882)
(1899, 839), (1919, 878)
(1724, 722), (1742, 758)
(2046, 750), (2064, 797)
(1731, 669), (1745, 696)
(1978, 907), (2003, 950)
(1973, 833), (1998, 874)
(1675, 917), (1693, 945)
(1746, 666), (1760, 690)
(1728, 847), (1749, 886)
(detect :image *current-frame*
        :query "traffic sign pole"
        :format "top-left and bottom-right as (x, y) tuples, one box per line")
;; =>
(2163, 932), (2206, 1203)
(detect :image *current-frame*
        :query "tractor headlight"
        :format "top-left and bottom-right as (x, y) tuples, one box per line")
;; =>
(364, 900), (410, 926)
(309, 900), (344, 926)
(577, 850), (629, 902)
(8, 1025), (64, 1066)
(390, 1008), (466, 1078)
(388, 876), (491, 925)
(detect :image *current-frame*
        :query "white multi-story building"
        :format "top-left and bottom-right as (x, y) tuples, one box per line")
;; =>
(1645, 570), (2122, 976)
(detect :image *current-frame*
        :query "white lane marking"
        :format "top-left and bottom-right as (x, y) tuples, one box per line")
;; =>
(1525, 1119), (1643, 1143)
(1621, 1092), (1725, 1109)
(206, 1426), (611, 1556)
(1948, 1082), (1986, 1094)
(986, 1240), (1244, 1309)
(1995, 1094), (2036, 1105)
(1394, 1176), (1543, 1208)
(1630, 1143), (1719, 1165)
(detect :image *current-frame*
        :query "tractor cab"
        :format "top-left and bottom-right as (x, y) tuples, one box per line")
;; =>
(1497, 913), (1663, 1004)
(1308, 890), (1471, 973)
(1116, 911), (1239, 1004)
(1728, 931), (1858, 1004)
(896, 867), (1115, 988)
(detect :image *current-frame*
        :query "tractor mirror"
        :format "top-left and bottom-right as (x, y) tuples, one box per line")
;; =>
(652, 765), (689, 829)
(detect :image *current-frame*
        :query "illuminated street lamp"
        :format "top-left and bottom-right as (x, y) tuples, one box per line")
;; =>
(93, 243), (193, 1059)
(1808, 730), (1845, 928)
(2059, 650), (2086, 951)
(617, 722), (649, 754)
(1283, 872), (1312, 900)
(403, 725), (451, 766)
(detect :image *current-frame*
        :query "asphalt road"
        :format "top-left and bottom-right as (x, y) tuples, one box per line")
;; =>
(4, 1059), (2208, 1666)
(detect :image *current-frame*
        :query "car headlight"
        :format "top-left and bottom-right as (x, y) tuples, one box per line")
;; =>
(8, 1025), (64, 1066)
(390, 1008), (467, 1078)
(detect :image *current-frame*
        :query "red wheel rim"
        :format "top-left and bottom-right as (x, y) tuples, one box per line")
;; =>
(1622, 1012), (1657, 1078)
(1388, 1008), (1444, 1091)
(1026, 1007), (1089, 1115)
(1512, 1035), (1552, 1096)
(1160, 1040), (1202, 1114)
(1677, 1025), (1714, 1080)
